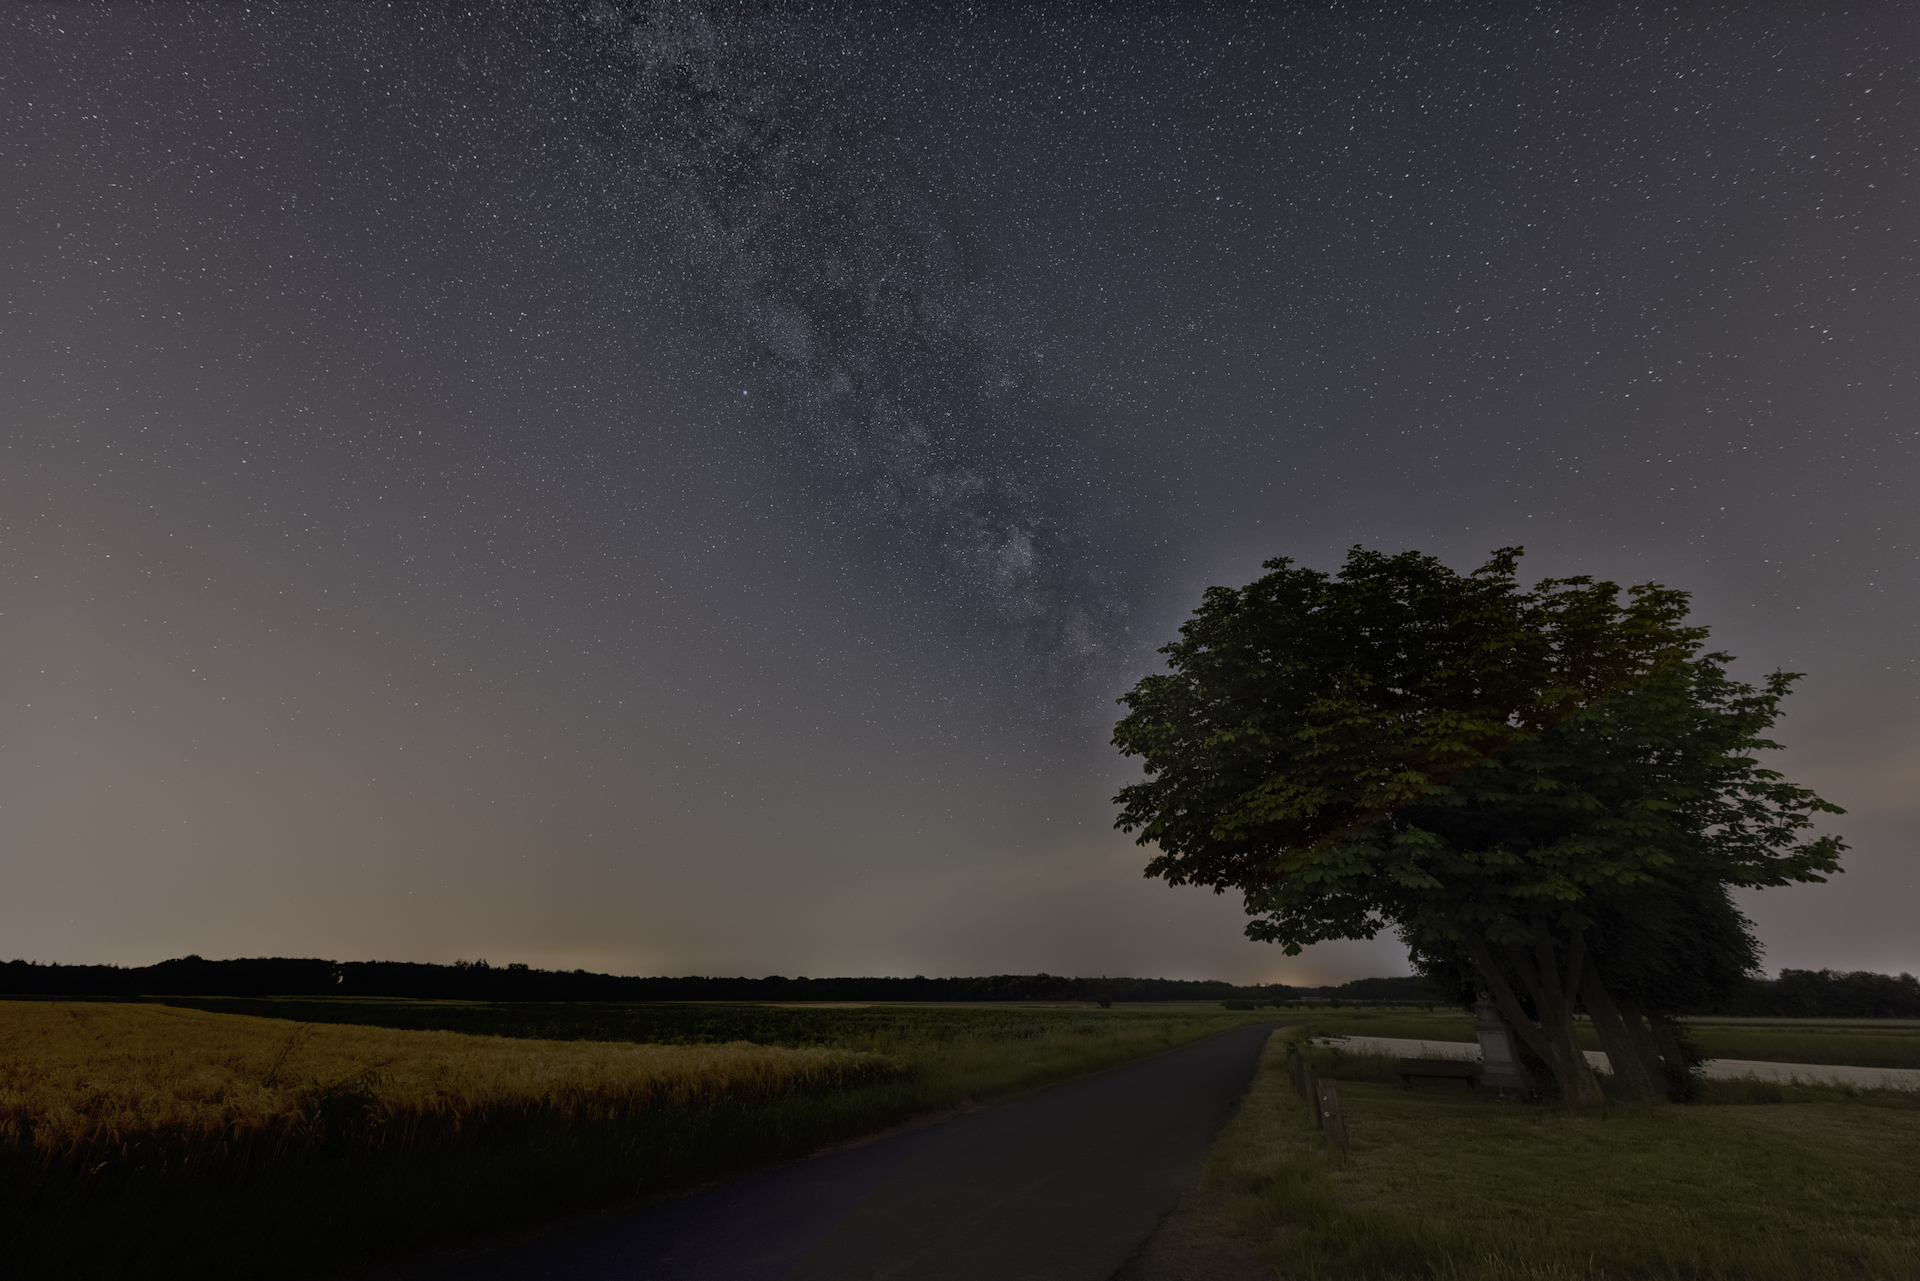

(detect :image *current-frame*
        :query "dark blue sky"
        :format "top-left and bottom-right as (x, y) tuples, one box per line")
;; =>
(4, 2), (1913, 982)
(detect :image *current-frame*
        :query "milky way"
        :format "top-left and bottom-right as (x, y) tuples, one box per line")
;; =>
(3, 2), (1914, 982)
(608, 2), (1127, 663)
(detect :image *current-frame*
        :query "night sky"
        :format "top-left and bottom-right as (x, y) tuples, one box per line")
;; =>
(5, 3), (1914, 984)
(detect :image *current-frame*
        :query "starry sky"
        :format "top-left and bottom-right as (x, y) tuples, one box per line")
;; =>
(4, 2), (1915, 984)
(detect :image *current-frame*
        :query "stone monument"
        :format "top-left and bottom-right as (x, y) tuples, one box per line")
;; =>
(1474, 997), (1532, 1097)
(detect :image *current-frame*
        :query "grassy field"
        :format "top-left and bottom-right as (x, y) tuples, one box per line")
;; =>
(0, 997), (1270, 1280)
(1281, 1006), (1920, 1070)
(81, 992), (1191, 1049)
(1682, 1018), (1920, 1070)
(1156, 1033), (1920, 1280)
(77, 996), (1920, 1070)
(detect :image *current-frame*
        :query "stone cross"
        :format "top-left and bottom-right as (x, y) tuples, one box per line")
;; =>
(1474, 996), (1532, 1096)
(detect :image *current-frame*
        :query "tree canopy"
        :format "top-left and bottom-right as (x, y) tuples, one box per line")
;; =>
(1110, 547), (1706, 896)
(1112, 546), (1843, 1103)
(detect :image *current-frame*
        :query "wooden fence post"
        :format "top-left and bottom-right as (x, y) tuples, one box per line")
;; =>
(1318, 1079), (1350, 1163)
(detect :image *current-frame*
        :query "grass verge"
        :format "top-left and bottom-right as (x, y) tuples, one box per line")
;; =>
(1146, 1033), (1920, 1280)
(1, 998), (1268, 1280)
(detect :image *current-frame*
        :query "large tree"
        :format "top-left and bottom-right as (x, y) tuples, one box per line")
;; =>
(1112, 547), (1843, 1103)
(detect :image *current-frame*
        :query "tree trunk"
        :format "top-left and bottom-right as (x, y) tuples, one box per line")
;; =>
(1457, 931), (1603, 1105)
(1640, 1006), (1696, 1071)
(1507, 935), (1604, 1106)
(1615, 998), (1672, 1093)
(1580, 970), (1667, 1102)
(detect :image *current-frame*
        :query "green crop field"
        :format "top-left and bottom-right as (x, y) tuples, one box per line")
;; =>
(1280, 1006), (1920, 1070)
(1684, 1019), (1920, 1070)
(1153, 1032), (1920, 1280)
(87, 992), (1213, 1050)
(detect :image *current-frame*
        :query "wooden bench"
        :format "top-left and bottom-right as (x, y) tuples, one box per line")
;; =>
(1398, 1057), (1479, 1091)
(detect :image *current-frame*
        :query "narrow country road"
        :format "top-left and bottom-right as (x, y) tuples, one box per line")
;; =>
(423, 1024), (1275, 1281)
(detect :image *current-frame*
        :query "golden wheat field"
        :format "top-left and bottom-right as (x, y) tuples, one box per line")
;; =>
(0, 1001), (900, 1158)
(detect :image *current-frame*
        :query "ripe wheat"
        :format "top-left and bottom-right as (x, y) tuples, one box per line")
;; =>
(0, 1001), (899, 1164)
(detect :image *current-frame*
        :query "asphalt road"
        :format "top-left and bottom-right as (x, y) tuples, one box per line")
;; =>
(429, 1023), (1275, 1281)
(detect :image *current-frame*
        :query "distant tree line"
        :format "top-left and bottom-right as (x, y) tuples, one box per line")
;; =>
(13, 958), (1902, 1015)
(7, 958), (1907, 1016)
(1700, 968), (1920, 1019)
(0, 955), (1437, 1005)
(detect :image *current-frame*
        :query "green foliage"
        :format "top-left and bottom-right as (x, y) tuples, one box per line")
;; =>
(1111, 545), (1838, 958)
(1237, 654), (1842, 958)
(1112, 546), (1705, 898)
(1112, 546), (1843, 1103)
